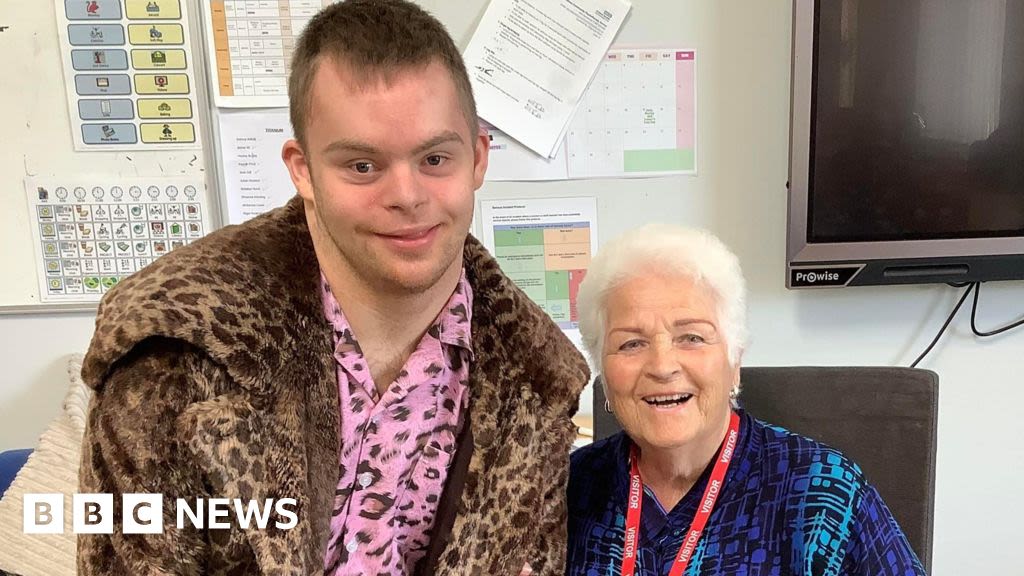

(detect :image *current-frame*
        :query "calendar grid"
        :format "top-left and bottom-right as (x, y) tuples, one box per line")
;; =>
(566, 48), (697, 178)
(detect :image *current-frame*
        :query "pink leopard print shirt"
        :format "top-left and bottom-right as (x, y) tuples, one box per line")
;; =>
(320, 271), (472, 576)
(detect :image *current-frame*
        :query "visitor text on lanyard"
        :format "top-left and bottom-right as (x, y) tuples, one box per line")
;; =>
(621, 411), (740, 576)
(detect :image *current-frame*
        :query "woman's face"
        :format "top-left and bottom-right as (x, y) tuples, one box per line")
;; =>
(602, 273), (739, 454)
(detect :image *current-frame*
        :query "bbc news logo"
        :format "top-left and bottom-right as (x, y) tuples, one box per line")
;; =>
(23, 494), (298, 534)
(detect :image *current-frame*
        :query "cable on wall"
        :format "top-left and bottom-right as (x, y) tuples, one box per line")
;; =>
(910, 283), (975, 368)
(910, 282), (1024, 367)
(970, 282), (1024, 337)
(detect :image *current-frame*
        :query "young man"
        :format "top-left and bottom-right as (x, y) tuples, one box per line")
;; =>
(78, 1), (589, 574)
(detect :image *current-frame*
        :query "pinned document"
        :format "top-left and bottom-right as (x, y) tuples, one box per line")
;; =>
(464, 0), (631, 158)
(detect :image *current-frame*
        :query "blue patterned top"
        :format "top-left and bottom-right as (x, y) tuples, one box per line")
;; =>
(567, 410), (926, 576)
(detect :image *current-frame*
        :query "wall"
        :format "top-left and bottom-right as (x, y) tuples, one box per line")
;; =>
(1, 1), (1021, 574)
(0, 0), (207, 444)
(0, 0), (212, 310)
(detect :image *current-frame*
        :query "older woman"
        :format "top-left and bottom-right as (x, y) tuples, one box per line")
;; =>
(567, 224), (925, 576)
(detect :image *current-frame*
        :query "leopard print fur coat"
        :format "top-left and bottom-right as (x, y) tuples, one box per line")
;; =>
(78, 197), (589, 575)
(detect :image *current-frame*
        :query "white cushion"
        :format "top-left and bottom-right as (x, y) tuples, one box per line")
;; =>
(0, 354), (91, 576)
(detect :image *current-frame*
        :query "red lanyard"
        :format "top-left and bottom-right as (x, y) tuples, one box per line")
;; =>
(621, 411), (741, 576)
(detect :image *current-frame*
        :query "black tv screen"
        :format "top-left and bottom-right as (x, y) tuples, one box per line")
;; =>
(788, 0), (1024, 287)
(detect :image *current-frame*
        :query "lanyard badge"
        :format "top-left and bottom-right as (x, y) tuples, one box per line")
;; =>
(621, 411), (740, 576)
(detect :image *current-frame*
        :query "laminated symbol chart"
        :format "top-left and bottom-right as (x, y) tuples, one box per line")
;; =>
(203, 0), (337, 107)
(25, 178), (212, 304)
(55, 0), (202, 150)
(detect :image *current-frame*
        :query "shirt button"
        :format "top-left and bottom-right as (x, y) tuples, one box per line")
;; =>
(346, 538), (358, 553)
(371, 413), (381, 424)
(358, 472), (373, 488)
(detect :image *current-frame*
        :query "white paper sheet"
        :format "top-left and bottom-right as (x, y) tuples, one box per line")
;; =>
(216, 108), (296, 224)
(480, 197), (598, 337)
(483, 122), (568, 181)
(463, 0), (631, 158)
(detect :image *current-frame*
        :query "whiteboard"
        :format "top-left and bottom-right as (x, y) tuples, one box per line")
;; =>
(0, 0), (223, 313)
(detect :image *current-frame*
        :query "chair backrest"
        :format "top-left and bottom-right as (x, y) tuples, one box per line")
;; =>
(591, 366), (938, 573)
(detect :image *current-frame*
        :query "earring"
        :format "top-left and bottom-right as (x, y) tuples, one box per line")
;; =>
(729, 386), (738, 399)
(604, 399), (613, 413)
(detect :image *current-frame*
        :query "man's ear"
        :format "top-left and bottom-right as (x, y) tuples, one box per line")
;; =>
(282, 138), (314, 202)
(472, 125), (490, 190)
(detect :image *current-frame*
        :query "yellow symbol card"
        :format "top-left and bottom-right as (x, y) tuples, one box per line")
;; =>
(137, 98), (192, 119)
(128, 23), (184, 45)
(125, 0), (182, 19)
(140, 122), (196, 143)
(134, 73), (190, 94)
(131, 49), (187, 69)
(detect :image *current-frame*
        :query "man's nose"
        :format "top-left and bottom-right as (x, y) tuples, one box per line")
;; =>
(384, 163), (429, 212)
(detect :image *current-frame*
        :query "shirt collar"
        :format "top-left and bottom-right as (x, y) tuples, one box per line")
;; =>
(319, 268), (474, 358)
(436, 269), (474, 356)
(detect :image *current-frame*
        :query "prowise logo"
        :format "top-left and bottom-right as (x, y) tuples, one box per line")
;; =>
(789, 266), (861, 288)
(795, 270), (838, 283)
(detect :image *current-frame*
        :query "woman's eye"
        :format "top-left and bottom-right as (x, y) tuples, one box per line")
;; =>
(619, 340), (644, 351)
(679, 334), (706, 344)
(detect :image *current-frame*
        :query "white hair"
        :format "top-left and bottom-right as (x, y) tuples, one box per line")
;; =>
(577, 223), (749, 373)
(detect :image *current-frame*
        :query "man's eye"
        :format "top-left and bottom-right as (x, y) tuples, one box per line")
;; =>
(352, 162), (375, 174)
(425, 155), (446, 167)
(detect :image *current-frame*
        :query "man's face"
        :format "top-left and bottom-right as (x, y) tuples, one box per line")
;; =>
(284, 58), (488, 294)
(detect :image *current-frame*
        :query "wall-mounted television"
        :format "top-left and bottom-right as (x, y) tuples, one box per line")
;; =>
(787, 0), (1024, 288)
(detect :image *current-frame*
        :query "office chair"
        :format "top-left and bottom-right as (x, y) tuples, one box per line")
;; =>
(592, 366), (938, 572)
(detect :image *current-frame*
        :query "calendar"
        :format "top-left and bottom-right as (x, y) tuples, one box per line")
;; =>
(25, 178), (212, 304)
(566, 48), (697, 178)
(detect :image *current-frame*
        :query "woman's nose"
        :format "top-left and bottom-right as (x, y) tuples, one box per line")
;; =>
(644, 339), (681, 382)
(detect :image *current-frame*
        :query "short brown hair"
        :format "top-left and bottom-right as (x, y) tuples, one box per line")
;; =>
(288, 0), (478, 148)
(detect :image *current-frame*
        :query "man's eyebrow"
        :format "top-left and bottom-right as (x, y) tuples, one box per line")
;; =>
(411, 131), (464, 155)
(320, 131), (465, 157)
(322, 139), (379, 156)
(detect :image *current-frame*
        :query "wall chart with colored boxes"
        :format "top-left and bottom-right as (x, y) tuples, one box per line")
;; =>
(202, 0), (337, 108)
(25, 177), (212, 303)
(55, 0), (202, 150)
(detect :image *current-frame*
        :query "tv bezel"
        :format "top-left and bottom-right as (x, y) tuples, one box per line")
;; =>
(787, 0), (1024, 287)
